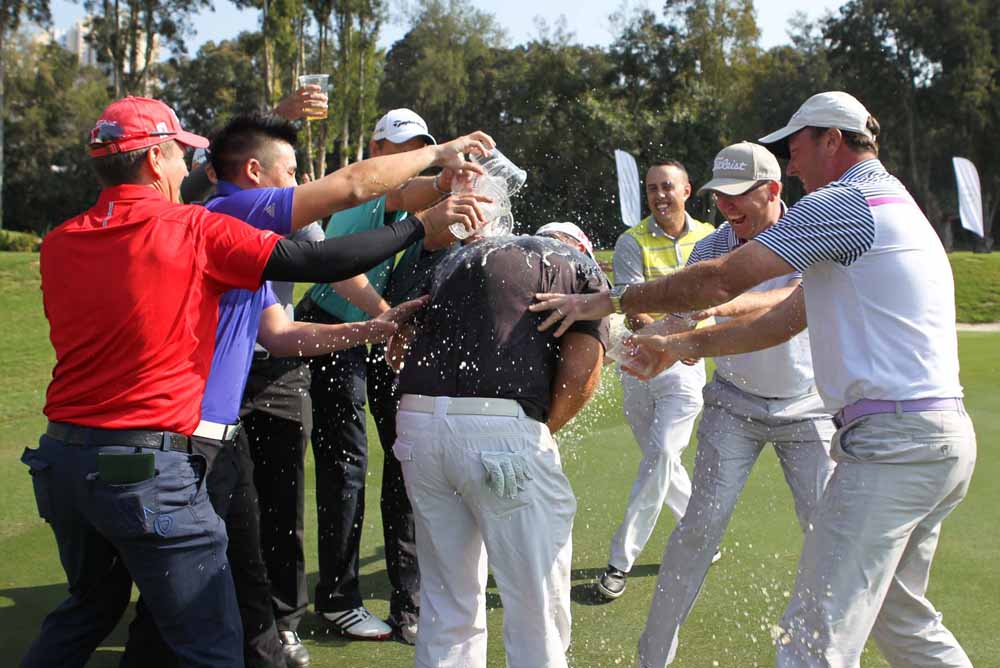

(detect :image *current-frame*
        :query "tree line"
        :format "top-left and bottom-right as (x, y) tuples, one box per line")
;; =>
(2, 0), (998, 249)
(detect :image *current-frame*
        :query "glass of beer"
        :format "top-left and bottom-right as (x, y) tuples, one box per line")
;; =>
(297, 74), (330, 120)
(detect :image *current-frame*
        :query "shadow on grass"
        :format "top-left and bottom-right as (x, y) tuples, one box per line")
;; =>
(569, 563), (661, 606)
(2, 559), (664, 657)
(0, 581), (132, 665)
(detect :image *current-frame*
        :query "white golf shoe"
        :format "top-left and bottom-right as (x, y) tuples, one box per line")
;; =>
(321, 606), (393, 640)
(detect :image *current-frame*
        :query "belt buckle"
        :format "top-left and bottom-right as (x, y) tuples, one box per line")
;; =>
(167, 432), (191, 453)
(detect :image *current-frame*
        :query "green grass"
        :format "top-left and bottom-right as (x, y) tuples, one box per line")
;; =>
(595, 248), (1000, 324)
(949, 252), (1000, 323)
(1, 251), (997, 666)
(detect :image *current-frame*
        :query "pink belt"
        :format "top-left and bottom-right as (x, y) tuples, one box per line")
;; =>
(835, 397), (964, 427)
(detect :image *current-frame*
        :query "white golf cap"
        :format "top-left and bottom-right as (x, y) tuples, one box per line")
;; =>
(759, 91), (873, 158)
(536, 222), (595, 260)
(372, 108), (436, 145)
(697, 142), (781, 196)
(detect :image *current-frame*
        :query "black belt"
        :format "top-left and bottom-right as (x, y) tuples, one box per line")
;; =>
(46, 422), (192, 453)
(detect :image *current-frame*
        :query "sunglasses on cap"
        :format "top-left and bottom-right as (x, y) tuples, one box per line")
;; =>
(89, 124), (176, 146)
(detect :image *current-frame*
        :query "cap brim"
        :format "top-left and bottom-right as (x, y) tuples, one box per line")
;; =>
(758, 124), (804, 160)
(385, 131), (436, 146)
(89, 128), (208, 157)
(175, 129), (209, 149)
(697, 178), (760, 196)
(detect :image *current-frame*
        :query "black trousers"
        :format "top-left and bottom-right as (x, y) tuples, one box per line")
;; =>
(121, 433), (284, 668)
(367, 346), (420, 624)
(243, 407), (309, 632)
(241, 354), (311, 632)
(297, 302), (370, 614)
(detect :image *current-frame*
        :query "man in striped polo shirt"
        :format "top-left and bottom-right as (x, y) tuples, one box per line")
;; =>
(596, 160), (713, 600)
(531, 91), (976, 668)
(636, 142), (837, 665)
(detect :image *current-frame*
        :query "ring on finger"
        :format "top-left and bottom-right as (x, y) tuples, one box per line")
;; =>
(556, 307), (565, 316)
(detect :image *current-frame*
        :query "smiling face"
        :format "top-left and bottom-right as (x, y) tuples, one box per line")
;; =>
(645, 164), (691, 232)
(714, 180), (782, 241)
(786, 129), (832, 194)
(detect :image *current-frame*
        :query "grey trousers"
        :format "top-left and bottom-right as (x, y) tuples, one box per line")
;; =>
(775, 409), (976, 668)
(638, 377), (836, 667)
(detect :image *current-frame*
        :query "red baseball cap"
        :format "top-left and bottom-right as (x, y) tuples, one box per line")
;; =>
(89, 96), (209, 157)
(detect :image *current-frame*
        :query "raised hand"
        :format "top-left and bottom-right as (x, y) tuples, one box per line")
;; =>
(432, 131), (496, 172)
(416, 193), (494, 242)
(274, 85), (329, 121)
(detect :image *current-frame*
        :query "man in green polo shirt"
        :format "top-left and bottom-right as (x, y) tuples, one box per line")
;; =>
(288, 109), (449, 643)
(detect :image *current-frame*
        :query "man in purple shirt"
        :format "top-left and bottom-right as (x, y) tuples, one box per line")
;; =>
(122, 113), (492, 668)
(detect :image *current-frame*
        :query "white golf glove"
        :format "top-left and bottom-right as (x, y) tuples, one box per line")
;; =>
(481, 451), (532, 499)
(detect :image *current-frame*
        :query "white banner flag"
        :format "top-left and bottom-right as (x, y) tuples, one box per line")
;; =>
(615, 150), (641, 228)
(952, 157), (984, 238)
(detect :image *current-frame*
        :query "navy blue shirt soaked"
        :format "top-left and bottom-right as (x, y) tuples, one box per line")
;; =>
(398, 236), (609, 422)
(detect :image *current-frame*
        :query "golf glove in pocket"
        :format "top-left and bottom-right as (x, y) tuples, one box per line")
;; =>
(481, 451), (532, 499)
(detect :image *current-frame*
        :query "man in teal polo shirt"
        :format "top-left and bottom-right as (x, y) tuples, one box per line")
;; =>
(288, 109), (451, 642)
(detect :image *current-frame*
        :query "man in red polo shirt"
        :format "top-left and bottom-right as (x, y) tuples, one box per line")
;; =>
(22, 96), (493, 668)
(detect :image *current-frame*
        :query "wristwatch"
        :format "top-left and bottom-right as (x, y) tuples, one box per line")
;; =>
(609, 285), (630, 314)
(433, 173), (451, 195)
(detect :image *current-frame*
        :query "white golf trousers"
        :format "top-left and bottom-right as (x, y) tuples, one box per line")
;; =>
(609, 362), (705, 572)
(775, 409), (976, 668)
(638, 377), (836, 667)
(394, 396), (575, 668)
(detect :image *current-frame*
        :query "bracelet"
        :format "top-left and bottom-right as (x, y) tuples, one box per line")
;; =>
(433, 173), (451, 195)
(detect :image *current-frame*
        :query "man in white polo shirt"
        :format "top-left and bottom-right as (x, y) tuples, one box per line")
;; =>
(636, 142), (837, 665)
(530, 91), (976, 668)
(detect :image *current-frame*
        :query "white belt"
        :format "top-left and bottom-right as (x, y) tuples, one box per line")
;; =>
(399, 394), (522, 418)
(192, 420), (241, 442)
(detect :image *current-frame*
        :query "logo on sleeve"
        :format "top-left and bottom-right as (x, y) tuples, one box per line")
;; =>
(264, 203), (276, 218)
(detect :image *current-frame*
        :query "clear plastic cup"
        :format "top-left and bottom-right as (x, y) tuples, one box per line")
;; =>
(471, 148), (527, 194)
(449, 174), (512, 239)
(297, 74), (330, 119)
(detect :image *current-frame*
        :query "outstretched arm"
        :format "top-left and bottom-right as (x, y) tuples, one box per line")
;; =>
(625, 286), (807, 380)
(329, 274), (391, 317)
(289, 132), (494, 230)
(385, 170), (457, 214)
(257, 297), (427, 357)
(690, 280), (800, 321)
(262, 194), (490, 283)
(531, 241), (797, 336)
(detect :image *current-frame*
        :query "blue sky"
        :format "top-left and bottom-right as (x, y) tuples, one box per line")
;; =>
(46, 0), (841, 55)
